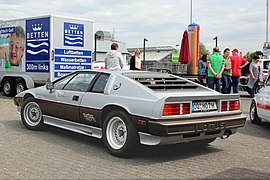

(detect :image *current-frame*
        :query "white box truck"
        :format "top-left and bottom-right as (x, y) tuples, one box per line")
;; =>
(0, 15), (94, 96)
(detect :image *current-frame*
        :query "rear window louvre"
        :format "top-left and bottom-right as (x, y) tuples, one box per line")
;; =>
(134, 77), (198, 90)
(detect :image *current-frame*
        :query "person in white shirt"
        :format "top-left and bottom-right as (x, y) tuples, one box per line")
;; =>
(105, 43), (124, 70)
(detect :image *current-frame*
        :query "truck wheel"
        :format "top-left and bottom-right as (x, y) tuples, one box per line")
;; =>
(21, 97), (44, 130)
(103, 110), (139, 157)
(249, 100), (261, 124)
(16, 80), (27, 94)
(3, 78), (15, 97)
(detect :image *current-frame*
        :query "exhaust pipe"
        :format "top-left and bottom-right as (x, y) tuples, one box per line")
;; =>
(221, 130), (231, 139)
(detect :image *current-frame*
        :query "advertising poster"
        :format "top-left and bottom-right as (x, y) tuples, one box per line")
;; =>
(25, 17), (50, 72)
(0, 21), (26, 71)
(53, 17), (92, 79)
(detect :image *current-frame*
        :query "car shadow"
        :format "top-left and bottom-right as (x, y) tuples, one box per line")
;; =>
(3, 119), (223, 163)
(135, 142), (222, 161)
(37, 124), (223, 163)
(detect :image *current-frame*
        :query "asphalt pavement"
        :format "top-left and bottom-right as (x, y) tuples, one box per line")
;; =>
(0, 91), (269, 179)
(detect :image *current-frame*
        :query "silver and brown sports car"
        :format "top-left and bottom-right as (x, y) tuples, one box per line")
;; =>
(14, 70), (246, 157)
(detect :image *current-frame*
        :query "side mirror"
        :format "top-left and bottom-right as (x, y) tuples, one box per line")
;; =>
(46, 81), (54, 93)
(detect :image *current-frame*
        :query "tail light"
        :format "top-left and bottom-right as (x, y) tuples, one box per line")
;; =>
(162, 103), (190, 116)
(221, 100), (240, 111)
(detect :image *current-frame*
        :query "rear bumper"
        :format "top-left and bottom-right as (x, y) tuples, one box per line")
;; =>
(139, 114), (246, 145)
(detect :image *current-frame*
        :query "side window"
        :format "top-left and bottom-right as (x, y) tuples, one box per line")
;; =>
(63, 73), (97, 92)
(91, 74), (110, 93)
(54, 73), (77, 90)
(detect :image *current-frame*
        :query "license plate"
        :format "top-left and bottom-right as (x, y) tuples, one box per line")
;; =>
(192, 101), (217, 112)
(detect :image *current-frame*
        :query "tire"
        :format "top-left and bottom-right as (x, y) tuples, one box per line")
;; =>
(21, 97), (44, 130)
(102, 110), (139, 157)
(2, 78), (15, 97)
(249, 100), (261, 124)
(16, 80), (27, 95)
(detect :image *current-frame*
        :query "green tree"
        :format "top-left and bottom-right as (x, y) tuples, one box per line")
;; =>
(199, 42), (210, 56)
(244, 51), (263, 62)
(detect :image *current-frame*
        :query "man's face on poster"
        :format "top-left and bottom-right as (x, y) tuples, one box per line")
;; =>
(9, 33), (24, 66)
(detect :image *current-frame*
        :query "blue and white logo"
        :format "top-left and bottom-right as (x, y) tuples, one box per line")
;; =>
(26, 17), (50, 61)
(64, 22), (84, 47)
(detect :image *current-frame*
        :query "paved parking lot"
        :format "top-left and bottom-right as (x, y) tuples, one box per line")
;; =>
(0, 92), (270, 179)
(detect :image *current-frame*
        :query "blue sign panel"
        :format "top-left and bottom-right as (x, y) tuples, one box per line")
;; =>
(26, 17), (50, 61)
(54, 48), (91, 56)
(64, 22), (84, 47)
(0, 27), (15, 35)
(54, 72), (71, 79)
(54, 64), (91, 71)
(26, 62), (49, 72)
(55, 56), (91, 63)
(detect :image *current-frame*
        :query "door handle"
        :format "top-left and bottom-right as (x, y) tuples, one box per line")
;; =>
(72, 95), (79, 101)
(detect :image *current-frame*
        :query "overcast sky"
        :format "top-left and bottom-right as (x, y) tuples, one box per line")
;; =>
(0, 0), (268, 54)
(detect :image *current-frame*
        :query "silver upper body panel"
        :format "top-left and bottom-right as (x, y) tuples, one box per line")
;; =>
(16, 70), (242, 119)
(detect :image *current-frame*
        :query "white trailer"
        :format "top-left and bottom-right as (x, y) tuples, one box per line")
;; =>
(0, 15), (94, 96)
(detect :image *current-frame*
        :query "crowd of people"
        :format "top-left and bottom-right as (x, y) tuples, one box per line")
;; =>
(198, 47), (261, 97)
(104, 42), (261, 97)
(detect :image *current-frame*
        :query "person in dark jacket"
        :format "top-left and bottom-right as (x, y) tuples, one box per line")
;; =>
(130, 49), (141, 70)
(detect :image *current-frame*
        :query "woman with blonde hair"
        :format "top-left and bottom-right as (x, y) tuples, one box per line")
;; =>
(130, 49), (141, 70)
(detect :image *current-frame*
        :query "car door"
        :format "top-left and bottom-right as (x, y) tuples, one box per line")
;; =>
(79, 73), (111, 127)
(38, 73), (77, 120)
(41, 72), (98, 123)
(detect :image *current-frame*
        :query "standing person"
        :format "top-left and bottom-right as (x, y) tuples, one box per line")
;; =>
(247, 55), (261, 98)
(105, 43), (124, 70)
(198, 54), (208, 85)
(198, 54), (207, 75)
(130, 49), (141, 70)
(230, 48), (249, 93)
(221, 48), (232, 94)
(207, 47), (225, 92)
